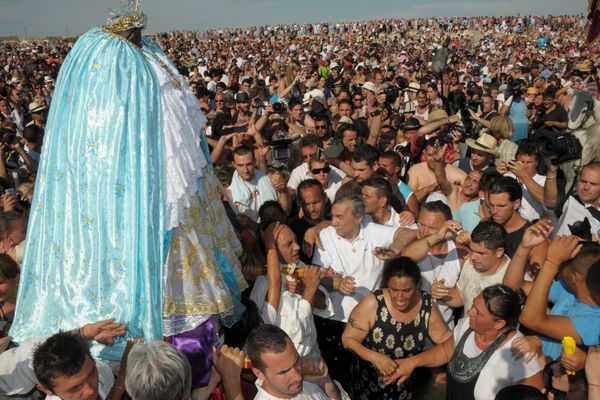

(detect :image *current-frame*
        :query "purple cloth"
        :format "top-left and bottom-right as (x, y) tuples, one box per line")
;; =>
(171, 318), (218, 388)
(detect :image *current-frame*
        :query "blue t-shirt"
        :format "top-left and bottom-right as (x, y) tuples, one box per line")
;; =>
(540, 280), (600, 360)
(453, 200), (481, 234)
(398, 181), (413, 202)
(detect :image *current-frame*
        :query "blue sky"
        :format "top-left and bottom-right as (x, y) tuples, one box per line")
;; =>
(0, 0), (587, 38)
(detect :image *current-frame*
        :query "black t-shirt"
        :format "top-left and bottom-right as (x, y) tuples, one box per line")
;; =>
(505, 221), (531, 258)
(544, 105), (568, 124)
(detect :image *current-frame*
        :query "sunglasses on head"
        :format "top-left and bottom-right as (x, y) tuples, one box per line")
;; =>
(311, 166), (330, 174)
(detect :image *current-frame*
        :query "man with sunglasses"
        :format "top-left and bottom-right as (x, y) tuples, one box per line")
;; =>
(308, 158), (344, 203)
(287, 135), (345, 199)
(313, 116), (332, 147)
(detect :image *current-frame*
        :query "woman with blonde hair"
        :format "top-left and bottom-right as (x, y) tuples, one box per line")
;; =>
(490, 116), (519, 161)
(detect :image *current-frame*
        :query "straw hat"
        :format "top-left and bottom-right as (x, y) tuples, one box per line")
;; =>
(466, 133), (499, 157)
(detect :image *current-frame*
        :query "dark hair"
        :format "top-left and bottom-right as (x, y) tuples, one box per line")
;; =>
(297, 179), (325, 206)
(479, 170), (503, 192)
(0, 212), (25, 237)
(258, 200), (286, 226)
(337, 98), (353, 109)
(247, 324), (290, 370)
(288, 98), (302, 110)
(335, 122), (357, 139)
(33, 332), (91, 390)
(0, 253), (19, 281)
(471, 221), (507, 250)
(488, 176), (522, 202)
(362, 176), (393, 204)
(381, 257), (421, 288)
(379, 150), (401, 168)
(299, 134), (323, 150)
(515, 142), (538, 160)
(481, 284), (526, 328)
(586, 259), (600, 305)
(495, 384), (545, 400)
(232, 145), (254, 159)
(352, 144), (379, 166)
(421, 200), (452, 221)
(23, 124), (42, 143)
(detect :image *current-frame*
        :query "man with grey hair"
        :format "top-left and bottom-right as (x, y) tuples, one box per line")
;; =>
(125, 341), (245, 400)
(125, 341), (192, 400)
(311, 193), (417, 390)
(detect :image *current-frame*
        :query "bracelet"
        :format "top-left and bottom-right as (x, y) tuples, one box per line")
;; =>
(545, 258), (560, 267)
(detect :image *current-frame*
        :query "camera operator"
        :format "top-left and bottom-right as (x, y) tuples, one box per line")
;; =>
(467, 94), (499, 133)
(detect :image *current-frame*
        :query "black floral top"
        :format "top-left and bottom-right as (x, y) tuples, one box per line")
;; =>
(350, 290), (432, 400)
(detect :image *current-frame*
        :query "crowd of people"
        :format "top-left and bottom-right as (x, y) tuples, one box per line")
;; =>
(1, 10), (600, 400)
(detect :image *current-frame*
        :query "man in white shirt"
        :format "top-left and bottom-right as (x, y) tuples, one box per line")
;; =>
(545, 161), (600, 237)
(312, 194), (417, 389)
(247, 324), (349, 400)
(434, 220), (511, 314)
(500, 143), (546, 222)
(228, 145), (277, 222)
(401, 200), (464, 327)
(287, 135), (345, 198)
(360, 176), (415, 228)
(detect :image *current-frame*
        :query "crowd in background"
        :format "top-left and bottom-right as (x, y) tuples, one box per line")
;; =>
(1, 12), (600, 400)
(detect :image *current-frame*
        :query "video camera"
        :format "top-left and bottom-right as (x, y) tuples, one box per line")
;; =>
(266, 131), (301, 162)
(535, 128), (582, 164)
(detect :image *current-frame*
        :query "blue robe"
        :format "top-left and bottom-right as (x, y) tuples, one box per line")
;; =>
(10, 28), (165, 360)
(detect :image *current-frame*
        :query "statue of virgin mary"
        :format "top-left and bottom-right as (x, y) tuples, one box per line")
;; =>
(9, 2), (246, 367)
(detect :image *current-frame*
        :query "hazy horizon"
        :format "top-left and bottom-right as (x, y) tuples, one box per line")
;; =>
(0, 0), (588, 38)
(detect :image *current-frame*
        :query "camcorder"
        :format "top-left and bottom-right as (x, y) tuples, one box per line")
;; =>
(266, 131), (301, 162)
(535, 128), (582, 164)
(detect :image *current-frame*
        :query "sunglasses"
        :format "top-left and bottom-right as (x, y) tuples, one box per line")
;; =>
(311, 166), (331, 174)
(315, 125), (328, 130)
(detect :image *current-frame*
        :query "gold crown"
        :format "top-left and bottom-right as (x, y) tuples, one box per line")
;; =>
(104, 12), (147, 33)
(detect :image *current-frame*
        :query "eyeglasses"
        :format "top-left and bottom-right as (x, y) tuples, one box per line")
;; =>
(310, 166), (331, 174)
(315, 125), (328, 130)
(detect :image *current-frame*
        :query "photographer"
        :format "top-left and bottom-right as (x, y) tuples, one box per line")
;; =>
(544, 161), (600, 238)
(467, 94), (499, 133)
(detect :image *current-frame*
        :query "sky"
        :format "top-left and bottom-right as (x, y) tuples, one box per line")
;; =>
(0, 0), (588, 38)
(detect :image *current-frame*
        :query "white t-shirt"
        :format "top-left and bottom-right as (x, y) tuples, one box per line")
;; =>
(555, 195), (600, 237)
(249, 274), (334, 358)
(287, 163), (346, 194)
(417, 240), (461, 327)
(313, 221), (397, 322)
(505, 172), (547, 222)
(456, 255), (510, 313)
(254, 378), (350, 400)
(451, 317), (542, 400)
